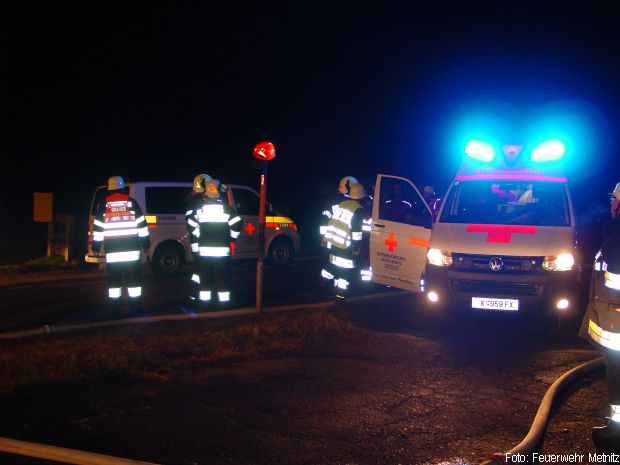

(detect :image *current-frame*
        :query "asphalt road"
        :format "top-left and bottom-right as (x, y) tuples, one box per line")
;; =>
(0, 260), (609, 464)
(0, 258), (328, 332)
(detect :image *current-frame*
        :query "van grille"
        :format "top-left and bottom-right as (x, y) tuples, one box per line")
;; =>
(452, 253), (544, 272)
(450, 280), (543, 296)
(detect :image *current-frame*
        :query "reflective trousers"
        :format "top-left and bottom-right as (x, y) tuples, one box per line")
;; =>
(321, 254), (355, 298)
(193, 257), (231, 303)
(106, 260), (142, 307)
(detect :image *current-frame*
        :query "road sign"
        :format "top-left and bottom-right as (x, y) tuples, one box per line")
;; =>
(33, 192), (53, 223)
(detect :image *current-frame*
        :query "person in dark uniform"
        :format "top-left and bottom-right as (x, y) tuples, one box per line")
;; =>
(92, 176), (150, 315)
(185, 173), (212, 300)
(580, 181), (620, 451)
(323, 182), (368, 300)
(185, 179), (242, 308)
(319, 176), (358, 290)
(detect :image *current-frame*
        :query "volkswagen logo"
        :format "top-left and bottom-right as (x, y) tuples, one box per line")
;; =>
(489, 257), (504, 271)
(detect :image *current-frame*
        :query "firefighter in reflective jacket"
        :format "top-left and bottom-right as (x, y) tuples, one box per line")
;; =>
(185, 173), (213, 259)
(186, 179), (242, 306)
(92, 176), (151, 313)
(320, 176), (359, 289)
(580, 182), (620, 451)
(322, 182), (368, 299)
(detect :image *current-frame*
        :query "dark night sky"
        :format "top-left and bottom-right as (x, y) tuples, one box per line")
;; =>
(6, 1), (620, 256)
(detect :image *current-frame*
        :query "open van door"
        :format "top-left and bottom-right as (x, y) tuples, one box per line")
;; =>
(370, 174), (433, 292)
(84, 186), (107, 263)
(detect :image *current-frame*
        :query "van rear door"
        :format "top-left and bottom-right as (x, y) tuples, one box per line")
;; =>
(370, 174), (433, 292)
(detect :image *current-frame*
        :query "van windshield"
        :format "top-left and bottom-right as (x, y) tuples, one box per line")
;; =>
(439, 180), (571, 227)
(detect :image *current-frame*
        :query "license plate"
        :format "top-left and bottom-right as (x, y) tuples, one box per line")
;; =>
(472, 297), (519, 311)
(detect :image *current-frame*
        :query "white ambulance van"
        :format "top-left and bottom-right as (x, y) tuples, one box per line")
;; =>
(85, 181), (300, 275)
(370, 139), (579, 314)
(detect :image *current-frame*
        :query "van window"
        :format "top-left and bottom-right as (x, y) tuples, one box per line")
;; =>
(232, 188), (259, 215)
(145, 187), (192, 214)
(378, 178), (432, 228)
(439, 180), (571, 227)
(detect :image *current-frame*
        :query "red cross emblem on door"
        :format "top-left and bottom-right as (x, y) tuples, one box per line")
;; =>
(384, 233), (398, 252)
(245, 223), (255, 235)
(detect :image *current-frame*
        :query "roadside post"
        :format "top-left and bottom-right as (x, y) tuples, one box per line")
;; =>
(33, 192), (53, 256)
(252, 141), (276, 315)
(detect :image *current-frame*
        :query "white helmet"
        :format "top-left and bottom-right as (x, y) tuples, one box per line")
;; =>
(192, 173), (213, 193)
(610, 182), (620, 201)
(338, 176), (359, 195)
(204, 179), (221, 199)
(348, 183), (367, 200)
(107, 176), (125, 191)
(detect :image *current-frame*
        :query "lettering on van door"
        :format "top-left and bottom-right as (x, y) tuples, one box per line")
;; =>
(376, 251), (407, 271)
(157, 215), (177, 221)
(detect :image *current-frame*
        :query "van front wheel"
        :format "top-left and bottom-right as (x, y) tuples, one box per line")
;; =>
(267, 238), (293, 266)
(152, 243), (184, 276)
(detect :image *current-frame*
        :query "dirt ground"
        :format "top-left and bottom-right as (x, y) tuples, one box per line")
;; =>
(0, 294), (609, 465)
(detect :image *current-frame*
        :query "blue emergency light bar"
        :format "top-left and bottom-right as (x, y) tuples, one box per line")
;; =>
(464, 138), (565, 164)
(530, 139), (565, 163)
(464, 140), (495, 163)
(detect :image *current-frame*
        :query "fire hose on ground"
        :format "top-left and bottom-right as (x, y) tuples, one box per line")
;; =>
(480, 356), (606, 465)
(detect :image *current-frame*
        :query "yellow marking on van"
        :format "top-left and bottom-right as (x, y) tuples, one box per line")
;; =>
(145, 215), (157, 224)
(266, 216), (292, 223)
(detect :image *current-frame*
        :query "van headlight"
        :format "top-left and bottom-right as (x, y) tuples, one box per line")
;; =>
(542, 253), (574, 271)
(427, 248), (453, 267)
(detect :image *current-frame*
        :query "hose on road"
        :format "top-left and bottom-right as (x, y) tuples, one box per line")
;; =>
(480, 356), (605, 465)
(0, 436), (161, 465)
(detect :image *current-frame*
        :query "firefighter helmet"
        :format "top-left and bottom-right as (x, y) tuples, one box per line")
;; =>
(192, 173), (213, 193)
(107, 176), (125, 191)
(204, 179), (221, 199)
(338, 176), (359, 195)
(348, 183), (367, 200)
(610, 182), (620, 201)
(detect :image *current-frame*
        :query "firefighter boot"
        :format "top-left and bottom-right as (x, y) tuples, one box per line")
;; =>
(197, 290), (214, 311)
(217, 291), (232, 309)
(592, 419), (620, 452)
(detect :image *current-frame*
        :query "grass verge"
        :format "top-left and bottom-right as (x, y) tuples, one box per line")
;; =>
(0, 310), (359, 393)
(0, 256), (84, 274)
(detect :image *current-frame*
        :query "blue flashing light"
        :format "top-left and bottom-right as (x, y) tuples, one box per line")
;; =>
(465, 140), (495, 163)
(531, 139), (565, 163)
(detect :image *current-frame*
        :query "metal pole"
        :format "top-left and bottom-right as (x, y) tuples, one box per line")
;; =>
(64, 214), (71, 262)
(46, 222), (54, 257)
(256, 162), (268, 314)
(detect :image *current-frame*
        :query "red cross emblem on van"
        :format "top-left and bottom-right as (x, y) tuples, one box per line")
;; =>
(384, 233), (398, 252)
(466, 224), (536, 243)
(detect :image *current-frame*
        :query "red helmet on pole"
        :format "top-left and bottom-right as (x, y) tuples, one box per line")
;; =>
(253, 141), (276, 161)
